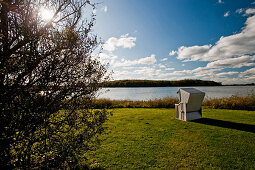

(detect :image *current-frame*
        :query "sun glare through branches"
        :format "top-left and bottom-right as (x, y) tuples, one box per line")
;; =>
(39, 7), (54, 21)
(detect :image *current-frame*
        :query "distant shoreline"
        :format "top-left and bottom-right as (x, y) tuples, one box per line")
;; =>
(102, 84), (255, 88)
(223, 84), (255, 86)
(102, 80), (255, 88)
(103, 79), (222, 88)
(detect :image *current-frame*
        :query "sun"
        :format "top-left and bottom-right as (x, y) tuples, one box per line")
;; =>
(39, 7), (54, 21)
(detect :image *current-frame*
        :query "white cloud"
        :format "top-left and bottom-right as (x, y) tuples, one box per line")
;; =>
(236, 8), (244, 14)
(206, 55), (255, 69)
(98, 53), (118, 65)
(252, 1), (255, 5)
(138, 54), (157, 65)
(114, 59), (134, 67)
(161, 58), (168, 61)
(158, 64), (166, 68)
(103, 34), (136, 52)
(244, 67), (255, 74)
(240, 67), (255, 76)
(98, 53), (109, 60)
(169, 50), (177, 56)
(218, 0), (224, 4)
(176, 45), (212, 61)
(192, 67), (222, 74)
(101, 6), (108, 13)
(134, 67), (156, 75)
(166, 68), (175, 71)
(184, 55), (255, 83)
(224, 11), (230, 17)
(114, 54), (157, 67)
(215, 76), (255, 84)
(182, 64), (185, 66)
(245, 8), (255, 15)
(175, 11), (255, 62)
(112, 66), (165, 80)
(164, 70), (191, 76)
(216, 72), (239, 77)
(99, 53), (112, 60)
(193, 69), (220, 78)
(112, 70), (134, 80)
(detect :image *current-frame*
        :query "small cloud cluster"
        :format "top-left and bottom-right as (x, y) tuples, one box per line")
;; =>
(161, 58), (168, 61)
(236, 8), (244, 14)
(169, 50), (177, 56)
(158, 64), (166, 68)
(101, 6), (108, 13)
(224, 11), (230, 17)
(245, 8), (255, 15)
(101, 33), (163, 80)
(236, 8), (255, 16)
(103, 34), (136, 52)
(218, 0), (224, 4)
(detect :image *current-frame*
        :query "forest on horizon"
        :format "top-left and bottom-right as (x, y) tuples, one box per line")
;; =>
(103, 79), (222, 87)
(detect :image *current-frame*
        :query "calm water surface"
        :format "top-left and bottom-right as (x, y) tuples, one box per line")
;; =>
(97, 86), (255, 101)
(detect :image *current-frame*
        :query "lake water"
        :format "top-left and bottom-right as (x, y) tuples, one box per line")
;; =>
(97, 86), (255, 101)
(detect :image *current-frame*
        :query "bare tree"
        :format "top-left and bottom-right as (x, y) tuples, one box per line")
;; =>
(0, 0), (109, 168)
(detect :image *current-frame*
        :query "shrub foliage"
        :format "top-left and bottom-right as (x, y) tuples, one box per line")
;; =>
(0, 0), (109, 169)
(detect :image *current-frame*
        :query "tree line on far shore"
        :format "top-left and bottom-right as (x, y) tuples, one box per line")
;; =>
(103, 79), (222, 87)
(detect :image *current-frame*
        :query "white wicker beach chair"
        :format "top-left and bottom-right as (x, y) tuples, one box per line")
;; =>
(175, 88), (205, 121)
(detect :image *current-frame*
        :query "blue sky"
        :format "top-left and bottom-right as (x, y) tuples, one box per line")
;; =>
(92, 0), (255, 84)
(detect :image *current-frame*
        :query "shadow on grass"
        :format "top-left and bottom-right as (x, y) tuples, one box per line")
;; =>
(192, 118), (255, 133)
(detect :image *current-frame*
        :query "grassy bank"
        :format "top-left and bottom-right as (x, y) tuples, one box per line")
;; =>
(93, 93), (255, 110)
(88, 108), (255, 169)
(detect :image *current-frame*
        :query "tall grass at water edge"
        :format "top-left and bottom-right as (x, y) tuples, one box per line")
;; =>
(93, 93), (255, 110)
(92, 97), (178, 109)
(203, 93), (255, 110)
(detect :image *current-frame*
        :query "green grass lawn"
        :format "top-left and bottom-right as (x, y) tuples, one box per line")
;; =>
(88, 108), (255, 169)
